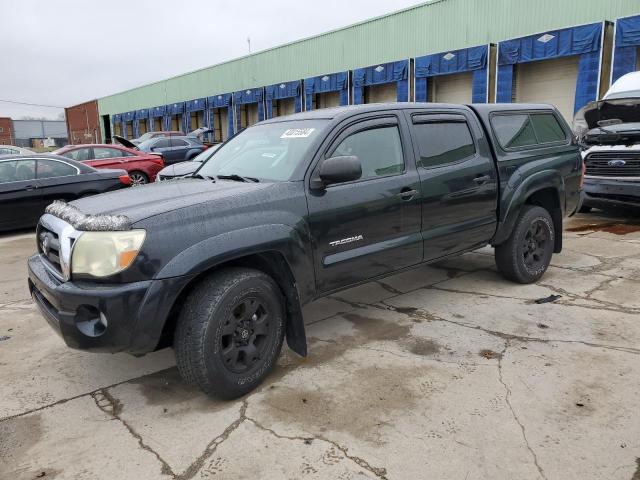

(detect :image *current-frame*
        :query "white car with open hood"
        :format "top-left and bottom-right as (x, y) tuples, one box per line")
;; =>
(573, 71), (640, 211)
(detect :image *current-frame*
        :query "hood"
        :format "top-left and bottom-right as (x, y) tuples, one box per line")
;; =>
(69, 178), (273, 224)
(158, 161), (200, 178)
(574, 98), (640, 136)
(112, 135), (138, 149)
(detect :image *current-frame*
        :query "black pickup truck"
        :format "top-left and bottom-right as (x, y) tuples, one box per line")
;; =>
(28, 103), (582, 399)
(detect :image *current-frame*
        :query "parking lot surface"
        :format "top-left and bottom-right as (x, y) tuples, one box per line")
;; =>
(1, 213), (639, 480)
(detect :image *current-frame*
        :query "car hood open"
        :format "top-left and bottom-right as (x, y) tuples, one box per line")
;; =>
(68, 178), (272, 224)
(112, 135), (138, 149)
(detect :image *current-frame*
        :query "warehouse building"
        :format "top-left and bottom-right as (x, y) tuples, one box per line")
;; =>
(65, 0), (640, 145)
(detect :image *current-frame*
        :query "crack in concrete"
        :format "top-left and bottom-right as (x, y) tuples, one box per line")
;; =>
(496, 341), (548, 480)
(91, 389), (176, 478)
(245, 416), (389, 479)
(176, 400), (248, 480)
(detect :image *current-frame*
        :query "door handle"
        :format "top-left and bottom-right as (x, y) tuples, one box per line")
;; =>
(397, 188), (418, 200)
(24, 184), (37, 191)
(473, 175), (491, 185)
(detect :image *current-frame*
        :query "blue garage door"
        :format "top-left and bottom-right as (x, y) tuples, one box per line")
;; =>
(496, 23), (603, 117)
(165, 102), (185, 132)
(304, 71), (349, 110)
(353, 59), (409, 104)
(612, 15), (640, 84)
(265, 80), (302, 118)
(207, 93), (234, 141)
(415, 45), (489, 103)
(233, 88), (265, 132)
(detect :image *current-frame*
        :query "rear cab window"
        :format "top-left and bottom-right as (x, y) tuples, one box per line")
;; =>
(490, 112), (568, 150)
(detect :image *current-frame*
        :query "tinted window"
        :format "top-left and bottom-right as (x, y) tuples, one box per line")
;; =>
(331, 126), (404, 179)
(153, 138), (171, 148)
(531, 114), (566, 143)
(93, 147), (123, 159)
(491, 114), (538, 149)
(0, 159), (36, 183)
(63, 148), (91, 161)
(37, 160), (77, 179)
(413, 121), (476, 168)
(171, 139), (188, 147)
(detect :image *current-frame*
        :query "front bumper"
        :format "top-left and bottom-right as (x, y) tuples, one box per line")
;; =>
(583, 177), (640, 209)
(28, 254), (193, 355)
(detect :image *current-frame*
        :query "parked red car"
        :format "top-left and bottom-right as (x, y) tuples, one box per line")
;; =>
(53, 144), (164, 185)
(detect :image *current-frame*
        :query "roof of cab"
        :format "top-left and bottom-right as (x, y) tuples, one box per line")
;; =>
(259, 102), (560, 124)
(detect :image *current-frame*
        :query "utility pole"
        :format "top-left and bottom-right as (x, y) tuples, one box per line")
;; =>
(247, 37), (251, 54)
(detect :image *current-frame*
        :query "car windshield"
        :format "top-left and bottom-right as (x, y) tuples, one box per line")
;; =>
(193, 145), (220, 163)
(197, 120), (328, 181)
(136, 133), (155, 142)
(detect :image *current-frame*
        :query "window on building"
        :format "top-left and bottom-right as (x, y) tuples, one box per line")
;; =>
(412, 121), (476, 168)
(330, 125), (404, 180)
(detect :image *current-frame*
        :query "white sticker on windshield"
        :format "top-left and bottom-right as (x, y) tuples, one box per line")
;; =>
(280, 128), (315, 139)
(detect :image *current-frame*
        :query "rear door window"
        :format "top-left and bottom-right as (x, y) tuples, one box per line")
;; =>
(0, 159), (36, 183)
(37, 160), (77, 179)
(153, 139), (171, 148)
(412, 119), (476, 168)
(93, 147), (123, 159)
(62, 148), (91, 161)
(171, 139), (188, 147)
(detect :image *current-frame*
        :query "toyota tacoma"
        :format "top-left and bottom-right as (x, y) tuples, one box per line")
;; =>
(28, 103), (582, 399)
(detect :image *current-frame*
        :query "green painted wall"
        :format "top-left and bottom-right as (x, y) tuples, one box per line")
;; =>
(97, 0), (639, 118)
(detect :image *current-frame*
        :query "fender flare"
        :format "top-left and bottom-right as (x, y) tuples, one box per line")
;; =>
(493, 170), (565, 246)
(156, 224), (315, 356)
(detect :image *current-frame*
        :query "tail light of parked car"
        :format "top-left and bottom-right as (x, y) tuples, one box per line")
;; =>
(149, 156), (165, 167)
(119, 174), (132, 186)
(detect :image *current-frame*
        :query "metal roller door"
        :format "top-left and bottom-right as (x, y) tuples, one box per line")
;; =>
(278, 98), (296, 116)
(316, 91), (340, 109)
(153, 118), (161, 131)
(365, 82), (397, 103)
(431, 72), (473, 103)
(514, 56), (580, 121)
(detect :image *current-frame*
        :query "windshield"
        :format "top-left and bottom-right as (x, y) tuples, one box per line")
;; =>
(193, 145), (220, 163)
(136, 132), (155, 142)
(197, 120), (327, 181)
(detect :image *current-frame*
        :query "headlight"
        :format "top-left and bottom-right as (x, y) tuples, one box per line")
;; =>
(71, 230), (146, 277)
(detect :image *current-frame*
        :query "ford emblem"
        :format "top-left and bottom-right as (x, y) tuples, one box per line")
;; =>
(608, 159), (626, 167)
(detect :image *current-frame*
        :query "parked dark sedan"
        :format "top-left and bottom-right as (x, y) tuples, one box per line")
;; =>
(115, 135), (206, 165)
(0, 154), (131, 232)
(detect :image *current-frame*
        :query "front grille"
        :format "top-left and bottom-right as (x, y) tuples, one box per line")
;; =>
(585, 152), (640, 177)
(37, 224), (63, 277)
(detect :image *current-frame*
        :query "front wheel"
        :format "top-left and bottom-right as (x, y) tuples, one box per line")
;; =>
(174, 268), (285, 399)
(495, 205), (555, 284)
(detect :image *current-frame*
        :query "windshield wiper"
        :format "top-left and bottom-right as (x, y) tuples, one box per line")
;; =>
(191, 173), (216, 181)
(217, 174), (259, 183)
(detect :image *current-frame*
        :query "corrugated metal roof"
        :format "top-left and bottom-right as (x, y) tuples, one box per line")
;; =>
(98, 0), (640, 115)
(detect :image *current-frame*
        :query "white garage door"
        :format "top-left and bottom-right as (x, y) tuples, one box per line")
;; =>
(514, 55), (580, 121)
(432, 71), (474, 104)
(366, 82), (397, 103)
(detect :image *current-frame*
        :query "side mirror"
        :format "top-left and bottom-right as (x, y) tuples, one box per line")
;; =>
(313, 156), (362, 189)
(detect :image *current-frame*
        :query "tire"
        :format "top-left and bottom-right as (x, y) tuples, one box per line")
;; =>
(129, 171), (149, 186)
(495, 205), (555, 284)
(174, 268), (285, 400)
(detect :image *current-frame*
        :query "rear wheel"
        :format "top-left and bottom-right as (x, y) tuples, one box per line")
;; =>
(129, 171), (148, 186)
(495, 206), (555, 284)
(175, 268), (285, 399)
